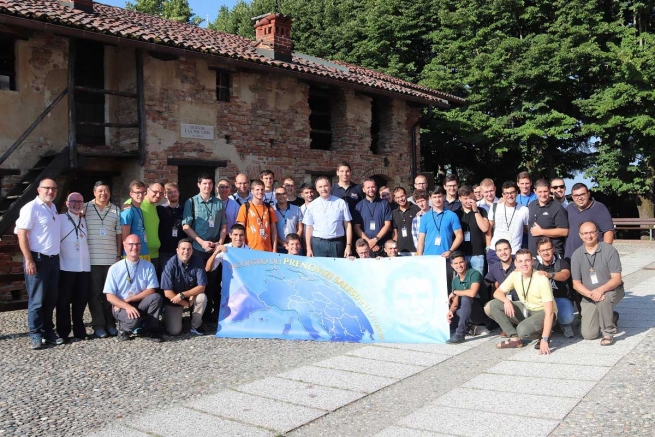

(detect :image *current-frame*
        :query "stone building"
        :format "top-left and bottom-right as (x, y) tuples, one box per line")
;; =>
(0, 0), (463, 305)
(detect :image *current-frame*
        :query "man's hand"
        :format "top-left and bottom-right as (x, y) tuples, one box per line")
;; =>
(503, 300), (515, 318)
(125, 305), (140, 320)
(344, 245), (352, 258)
(367, 238), (377, 250)
(447, 310), (454, 323)
(590, 288), (605, 302)
(530, 222), (543, 236)
(538, 339), (551, 355)
(170, 294), (182, 305)
(307, 249), (314, 258)
(24, 260), (36, 276)
(441, 250), (452, 258)
(199, 239), (214, 252)
(536, 271), (550, 278)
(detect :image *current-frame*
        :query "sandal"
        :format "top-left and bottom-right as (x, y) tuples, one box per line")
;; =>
(496, 338), (524, 349)
(600, 336), (615, 346)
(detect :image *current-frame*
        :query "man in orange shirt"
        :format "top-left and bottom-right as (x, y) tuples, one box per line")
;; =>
(236, 180), (278, 252)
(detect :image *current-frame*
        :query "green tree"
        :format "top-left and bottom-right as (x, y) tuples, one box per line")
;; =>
(126, 0), (203, 25)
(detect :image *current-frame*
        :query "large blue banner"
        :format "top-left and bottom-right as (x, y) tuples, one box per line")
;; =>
(216, 249), (450, 343)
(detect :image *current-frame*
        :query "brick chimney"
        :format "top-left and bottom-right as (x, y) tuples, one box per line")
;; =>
(254, 13), (293, 63)
(59, 0), (94, 13)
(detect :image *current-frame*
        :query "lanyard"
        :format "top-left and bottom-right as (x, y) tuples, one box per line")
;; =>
(133, 206), (145, 232)
(518, 194), (530, 207)
(251, 203), (267, 228)
(65, 212), (84, 239)
(504, 205), (517, 231)
(42, 203), (56, 221)
(202, 198), (214, 218)
(520, 274), (533, 303)
(364, 200), (378, 222)
(430, 210), (445, 235)
(125, 259), (139, 284)
(92, 202), (111, 225)
(278, 206), (289, 225)
(586, 252), (597, 272)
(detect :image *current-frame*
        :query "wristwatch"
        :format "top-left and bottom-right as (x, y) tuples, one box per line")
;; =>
(542, 336), (549, 342)
(179, 292), (186, 300)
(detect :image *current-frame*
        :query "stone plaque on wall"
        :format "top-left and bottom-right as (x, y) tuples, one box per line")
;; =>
(180, 123), (215, 140)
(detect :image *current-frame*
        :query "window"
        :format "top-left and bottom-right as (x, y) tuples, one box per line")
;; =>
(309, 87), (332, 150)
(0, 36), (16, 91)
(370, 97), (382, 154)
(216, 69), (231, 102)
(75, 39), (105, 145)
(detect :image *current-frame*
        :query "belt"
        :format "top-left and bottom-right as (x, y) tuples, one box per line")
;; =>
(31, 251), (58, 259)
(312, 236), (344, 242)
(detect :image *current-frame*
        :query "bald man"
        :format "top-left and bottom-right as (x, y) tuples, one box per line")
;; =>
(230, 173), (253, 206)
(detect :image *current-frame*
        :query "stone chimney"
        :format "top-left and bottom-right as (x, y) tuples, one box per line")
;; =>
(254, 13), (293, 63)
(59, 0), (94, 13)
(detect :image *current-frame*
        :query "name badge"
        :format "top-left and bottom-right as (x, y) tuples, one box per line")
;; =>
(590, 271), (599, 284)
(172, 228), (178, 237)
(75, 243), (80, 252)
(435, 236), (442, 246)
(99, 228), (107, 236)
(259, 228), (265, 237)
(401, 227), (408, 238)
(369, 221), (376, 231)
(208, 219), (215, 228)
(464, 231), (471, 242)
(143, 234), (147, 243)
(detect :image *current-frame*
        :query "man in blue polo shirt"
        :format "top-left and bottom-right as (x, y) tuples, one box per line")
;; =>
(416, 187), (463, 258)
(354, 179), (392, 256)
(330, 161), (363, 216)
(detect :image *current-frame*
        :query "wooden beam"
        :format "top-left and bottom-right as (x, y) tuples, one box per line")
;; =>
(68, 37), (77, 168)
(167, 159), (228, 168)
(136, 49), (146, 166)
(0, 169), (20, 176)
(76, 122), (139, 128)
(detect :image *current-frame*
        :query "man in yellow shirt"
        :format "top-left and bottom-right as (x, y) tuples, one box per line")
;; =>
(488, 249), (556, 354)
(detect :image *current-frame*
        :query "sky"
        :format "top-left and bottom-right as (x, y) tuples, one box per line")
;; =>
(100, 0), (238, 27)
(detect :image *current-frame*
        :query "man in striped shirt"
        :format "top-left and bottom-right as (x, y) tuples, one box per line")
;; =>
(83, 181), (122, 338)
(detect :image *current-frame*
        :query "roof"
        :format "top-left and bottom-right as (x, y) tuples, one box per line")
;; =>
(0, 0), (465, 106)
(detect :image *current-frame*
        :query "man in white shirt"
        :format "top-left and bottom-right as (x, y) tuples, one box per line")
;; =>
(487, 181), (529, 268)
(206, 224), (250, 272)
(16, 178), (62, 350)
(216, 178), (239, 232)
(230, 173), (253, 206)
(57, 192), (91, 342)
(477, 178), (499, 212)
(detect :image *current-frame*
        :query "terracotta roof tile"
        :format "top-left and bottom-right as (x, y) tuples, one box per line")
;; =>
(0, 0), (464, 105)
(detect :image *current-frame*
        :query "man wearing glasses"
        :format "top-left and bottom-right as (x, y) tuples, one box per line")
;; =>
(550, 178), (568, 208)
(407, 174), (431, 206)
(487, 181), (529, 268)
(571, 221), (623, 345)
(157, 182), (184, 270)
(124, 182), (163, 270)
(215, 178), (239, 232)
(564, 183), (614, 259)
(16, 178), (63, 349)
(443, 174), (461, 212)
(120, 180), (150, 260)
(274, 187), (302, 253)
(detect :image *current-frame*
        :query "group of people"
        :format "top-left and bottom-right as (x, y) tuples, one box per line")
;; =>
(16, 163), (623, 353)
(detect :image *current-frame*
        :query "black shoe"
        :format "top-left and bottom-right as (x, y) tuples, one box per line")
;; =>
(146, 331), (164, 343)
(613, 311), (620, 328)
(117, 331), (132, 341)
(447, 333), (466, 344)
(43, 333), (64, 346)
(190, 326), (206, 336)
(30, 336), (44, 350)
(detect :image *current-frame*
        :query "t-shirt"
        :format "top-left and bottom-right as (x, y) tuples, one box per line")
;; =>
(527, 199), (569, 256)
(418, 209), (461, 255)
(236, 202), (278, 252)
(124, 199), (160, 258)
(456, 208), (488, 256)
(392, 203), (420, 253)
(564, 200), (614, 259)
(570, 242), (622, 291)
(103, 258), (159, 301)
(452, 269), (485, 300)
(354, 198), (392, 241)
(209, 243), (250, 271)
(120, 206), (149, 256)
(534, 257), (571, 299)
(83, 201), (121, 265)
(498, 270), (557, 313)
(489, 203), (528, 254)
(517, 192), (537, 207)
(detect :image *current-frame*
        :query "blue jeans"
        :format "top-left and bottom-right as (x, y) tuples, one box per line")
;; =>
(25, 253), (60, 339)
(555, 297), (575, 325)
(466, 255), (485, 275)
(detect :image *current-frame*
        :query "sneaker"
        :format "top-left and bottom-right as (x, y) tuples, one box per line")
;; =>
(43, 333), (64, 346)
(146, 331), (164, 343)
(30, 336), (44, 350)
(190, 326), (206, 336)
(132, 327), (144, 337)
(472, 325), (491, 336)
(93, 328), (108, 339)
(106, 324), (118, 337)
(562, 324), (575, 338)
(613, 311), (620, 328)
(446, 333), (466, 344)
(117, 330), (132, 341)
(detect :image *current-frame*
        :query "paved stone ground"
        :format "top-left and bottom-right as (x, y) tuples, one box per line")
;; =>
(1, 242), (654, 437)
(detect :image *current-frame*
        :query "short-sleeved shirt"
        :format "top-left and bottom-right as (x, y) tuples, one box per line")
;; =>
(157, 203), (184, 254)
(452, 269), (484, 299)
(83, 201), (121, 265)
(571, 242), (622, 291)
(330, 182), (363, 215)
(534, 257), (571, 299)
(489, 203), (528, 254)
(221, 197), (240, 232)
(289, 197), (305, 207)
(124, 198), (160, 258)
(59, 213), (91, 272)
(182, 194), (228, 251)
(517, 192), (537, 207)
(444, 198), (461, 212)
(209, 243), (250, 271)
(498, 270), (557, 313)
(275, 203), (302, 241)
(103, 258), (158, 301)
(263, 191), (277, 206)
(418, 209), (461, 255)
(354, 198), (392, 241)
(230, 192), (253, 207)
(160, 254), (208, 305)
(236, 202), (278, 252)
(302, 195), (352, 239)
(527, 199), (569, 255)
(565, 200), (614, 259)
(456, 208), (488, 256)
(477, 198), (499, 213)
(14, 197), (61, 256)
(485, 259), (515, 285)
(392, 203), (420, 253)
(120, 206), (149, 256)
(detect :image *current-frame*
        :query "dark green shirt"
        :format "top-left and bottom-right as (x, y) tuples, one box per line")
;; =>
(452, 268), (485, 300)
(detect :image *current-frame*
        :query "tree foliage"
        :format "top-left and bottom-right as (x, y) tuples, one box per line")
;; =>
(126, 0), (203, 25)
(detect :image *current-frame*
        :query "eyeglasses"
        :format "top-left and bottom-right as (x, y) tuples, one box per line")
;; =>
(218, 186), (231, 189)
(571, 192), (589, 198)
(551, 185), (565, 190)
(503, 191), (517, 196)
(579, 231), (598, 236)
(445, 184), (458, 189)
(284, 183), (295, 187)
(131, 191), (146, 196)
(125, 243), (142, 247)
(68, 200), (84, 204)
(39, 186), (58, 191)
(538, 247), (554, 253)
(149, 189), (164, 196)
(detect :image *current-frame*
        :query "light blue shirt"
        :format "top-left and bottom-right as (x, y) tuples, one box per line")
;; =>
(275, 203), (302, 240)
(418, 209), (461, 255)
(120, 206), (148, 256)
(103, 258), (158, 301)
(302, 195), (352, 239)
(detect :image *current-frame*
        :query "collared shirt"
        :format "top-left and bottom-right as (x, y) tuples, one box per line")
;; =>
(499, 270), (557, 313)
(571, 242), (622, 291)
(182, 194), (228, 251)
(555, 198), (569, 208)
(209, 243), (250, 271)
(103, 258), (158, 301)
(302, 195), (352, 239)
(485, 259), (516, 285)
(517, 192), (537, 207)
(452, 269), (484, 299)
(330, 182), (363, 215)
(418, 209), (462, 255)
(477, 197), (499, 212)
(444, 197), (461, 212)
(15, 196), (61, 256)
(412, 210), (428, 250)
(221, 197), (240, 231)
(392, 203), (420, 253)
(489, 203), (528, 254)
(83, 200), (121, 265)
(456, 208), (488, 256)
(59, 213), (91, 272)
(565, 200), (613, 259)
(160, 254), (208, 301)
(300, 203), (310, 217)
(230, 192), (253, 207)
(275, 203), (302, 241)
(354, 198), (392, 241)
(527, 198), (569, 255)
(120, 206), (149, 256)
(263, 191), (277, 206)
(157, 203), (184, 254)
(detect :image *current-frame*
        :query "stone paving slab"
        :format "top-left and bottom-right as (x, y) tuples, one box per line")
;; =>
(435, 387), (580, 420)
(86, 426), (151, 437)
(462, 374), (597, 398)
(345, 345), (451, 366)
(507, 347), (625, 367)
(236, 377), (365, 411)
(485, 361), (611, 381)
(129, 407), (272, 437)
(185, 390), (325, 433)
(397, 405), (559, 437)
(375, 335), (494, 356)
(314, 355), (426, 379)
(277, 365), (398, 393)
(373, 425), (452, 437)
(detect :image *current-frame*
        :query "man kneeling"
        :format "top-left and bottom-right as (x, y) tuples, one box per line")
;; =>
(161, 238), (208, 336)
(446, 251), (489, 344)
(488, 249), (556, 354)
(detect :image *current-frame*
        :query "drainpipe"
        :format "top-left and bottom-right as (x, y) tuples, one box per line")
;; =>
(411, 105), (434, 180)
